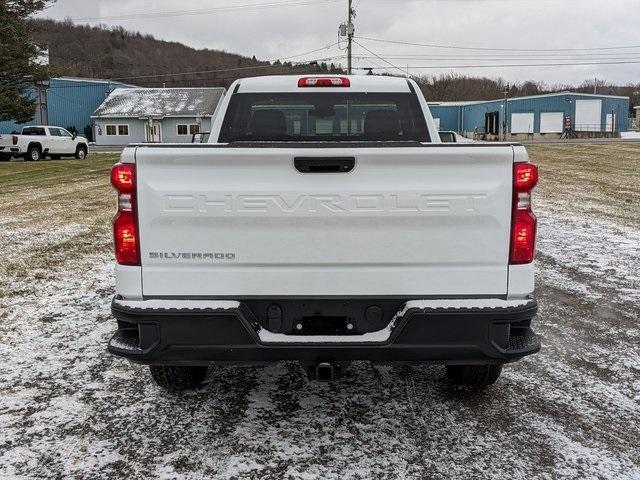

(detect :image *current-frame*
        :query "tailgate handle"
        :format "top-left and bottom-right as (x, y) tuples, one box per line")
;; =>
(294, 157), (355, 173)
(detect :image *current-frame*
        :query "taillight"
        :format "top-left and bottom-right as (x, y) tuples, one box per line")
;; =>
(111, 163), (140, 266)
(298, 77), (351, 88)
(514, 163), (538, 192)
(12, 135), (18, 145)
(114, 211), (139, 265)
(510, 163), (538, 264)
(111, 164), (135, 193)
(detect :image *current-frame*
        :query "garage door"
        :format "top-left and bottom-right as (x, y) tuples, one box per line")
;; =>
(540, 112), (564, 133)
(511, 113), (534, 134)
(575, 99), (602, 132)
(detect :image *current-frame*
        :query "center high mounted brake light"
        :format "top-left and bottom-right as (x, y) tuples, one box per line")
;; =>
(111, 163), (140, 266)
(298, 77), (351, 88)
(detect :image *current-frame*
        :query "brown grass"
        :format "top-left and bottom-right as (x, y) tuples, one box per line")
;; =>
(527, 144), (640, 228)
(0, 155), (118, 299)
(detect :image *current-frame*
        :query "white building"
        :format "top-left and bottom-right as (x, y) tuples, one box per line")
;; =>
(92, 87), (226, 145)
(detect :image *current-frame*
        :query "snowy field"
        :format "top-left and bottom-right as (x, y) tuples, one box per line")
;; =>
(0, 146), (638, 479)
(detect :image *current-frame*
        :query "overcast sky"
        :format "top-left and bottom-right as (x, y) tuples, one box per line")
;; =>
(38, 0), (640, 86)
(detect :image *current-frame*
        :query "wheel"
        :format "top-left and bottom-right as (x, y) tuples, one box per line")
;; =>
(0, 154), (10, 162)
(149, 365), (208, 391)
(25, 145), (42, 161)
(446, 364), (503, 388)
(75, 145), (87, 159)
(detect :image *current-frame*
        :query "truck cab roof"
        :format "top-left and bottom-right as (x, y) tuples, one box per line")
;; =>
(234, 75), (414, 94)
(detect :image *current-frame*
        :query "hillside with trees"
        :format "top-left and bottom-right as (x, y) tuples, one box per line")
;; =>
(32, 18), (343, 88)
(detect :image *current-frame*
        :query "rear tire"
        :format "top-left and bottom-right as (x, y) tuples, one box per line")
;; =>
(149, 365), (208, 391)
(25, 145), (42, 161)
(446, 364), (503, 388)
(0, 154), (10, 162)
(75, 145), (87, 159)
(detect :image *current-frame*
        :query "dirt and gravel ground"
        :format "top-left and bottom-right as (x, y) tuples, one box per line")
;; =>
(0, 146), (638, 479)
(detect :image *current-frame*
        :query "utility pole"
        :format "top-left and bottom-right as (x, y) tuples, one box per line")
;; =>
(502, 83), (510, 142)
(347, 0), (354, 74)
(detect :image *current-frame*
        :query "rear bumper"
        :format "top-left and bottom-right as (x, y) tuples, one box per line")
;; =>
(108, 297), (540, 365)
(0, 147), (20, 154)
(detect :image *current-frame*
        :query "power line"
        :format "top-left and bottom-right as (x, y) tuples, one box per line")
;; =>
(352, 39), (407, 75)
(109, 64), (278, 81)
(352, 55), (640, 62)
(350, 52), (640, 59)
(41, 41), (346, 88)
(48, 43), (342, 75)
(71, 0), (340, 22)
(356, 35), (640, 53)
(41, 56), (348, 90)
(355, 53), (393, 75)
(277, 42), (341, 62)
(95, 42), (344, 82)
(109, 62), (298, 82)
(362, 60), (640, 70)
(109, 53), (346, 82)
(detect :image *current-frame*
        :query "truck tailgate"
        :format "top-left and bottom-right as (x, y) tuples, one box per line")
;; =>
(135, 145), (514, 297)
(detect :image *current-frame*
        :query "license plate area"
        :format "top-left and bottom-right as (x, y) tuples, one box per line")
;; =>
(299, 316), (354, 336)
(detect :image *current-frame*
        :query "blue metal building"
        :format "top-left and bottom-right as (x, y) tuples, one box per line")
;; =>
(429, 92), (630, 139)
(428, 101), (476, 134)
(0, 77), (133, 136)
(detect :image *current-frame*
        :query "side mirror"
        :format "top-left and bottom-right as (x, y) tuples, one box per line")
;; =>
(72, 134), (77, 140)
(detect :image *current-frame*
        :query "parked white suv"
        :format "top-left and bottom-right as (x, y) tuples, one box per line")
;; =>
(107, 75), (540, 391)
(0, 126), (88, 161)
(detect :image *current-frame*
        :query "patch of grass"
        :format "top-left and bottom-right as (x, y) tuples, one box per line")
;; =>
(0, 155), (120, 301)
(0, 154), (119, 192)
(0, 155), (118, 222)
(527, 144), (640, 227)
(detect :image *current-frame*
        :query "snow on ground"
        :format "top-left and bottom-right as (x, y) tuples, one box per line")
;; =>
(621, 131), (640, 140)
(0, 150), (639, 479)
(536, 200), (640, 305)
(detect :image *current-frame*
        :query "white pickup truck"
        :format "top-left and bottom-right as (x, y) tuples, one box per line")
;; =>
(0, 126), (88, 161)
(108, 75), (540, 391)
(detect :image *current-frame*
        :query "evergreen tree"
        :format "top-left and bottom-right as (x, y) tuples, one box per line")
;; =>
(0, 1), (53, 123)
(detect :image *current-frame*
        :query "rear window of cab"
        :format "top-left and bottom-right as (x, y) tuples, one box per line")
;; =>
(22, 127), (46, 136)
(219, 92), (429, 143)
